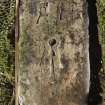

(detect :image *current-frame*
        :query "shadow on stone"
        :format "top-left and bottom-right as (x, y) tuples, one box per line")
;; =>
(86, 0), (103, 105)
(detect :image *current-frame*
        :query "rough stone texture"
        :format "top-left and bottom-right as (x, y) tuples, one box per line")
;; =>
(19, 0), (90, 105)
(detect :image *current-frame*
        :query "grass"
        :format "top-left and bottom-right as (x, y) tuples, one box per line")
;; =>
(0, 0), (15, 105)
(97, 0), (105, 102)
(97, 0), (105, 68)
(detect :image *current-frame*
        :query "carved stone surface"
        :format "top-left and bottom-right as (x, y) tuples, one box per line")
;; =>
(19, 0), (90, 105)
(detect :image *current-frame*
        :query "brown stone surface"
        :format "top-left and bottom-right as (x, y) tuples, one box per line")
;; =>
(19, 0), (90, 105)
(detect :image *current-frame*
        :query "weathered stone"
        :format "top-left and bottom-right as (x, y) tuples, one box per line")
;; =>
(19, 0), (90, 105)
